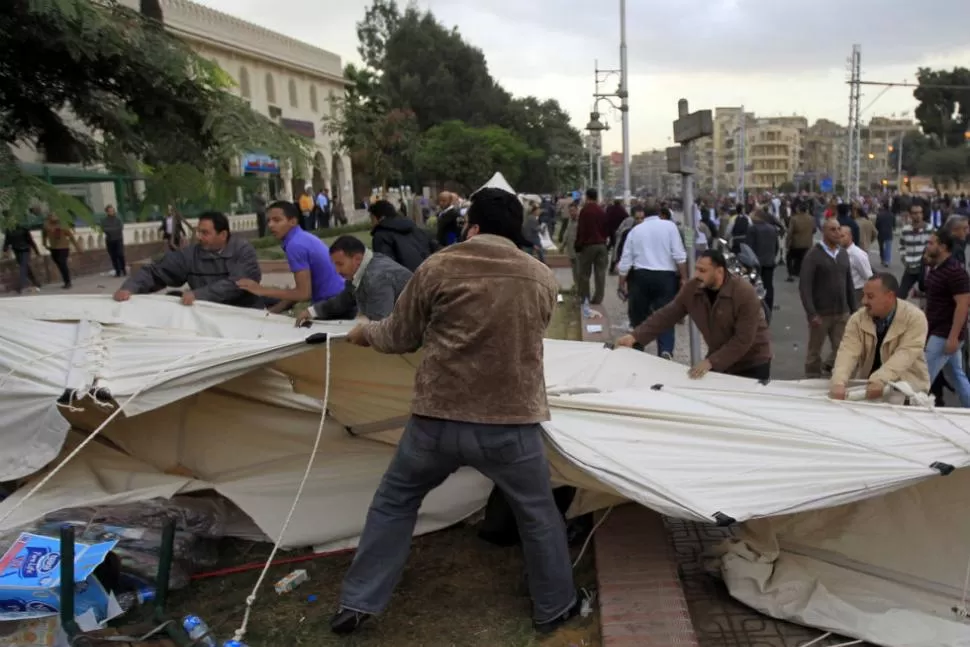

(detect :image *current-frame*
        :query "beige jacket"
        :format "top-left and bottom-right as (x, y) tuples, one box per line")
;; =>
(831, 299), (930, 392)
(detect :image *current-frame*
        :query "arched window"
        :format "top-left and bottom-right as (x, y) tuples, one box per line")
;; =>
(328, 90), (337, 117)
(265, 73), (276, 105)
(309, 85), (318, 112)
(238, 66), (251, 99)
(288, 79), (298, 108)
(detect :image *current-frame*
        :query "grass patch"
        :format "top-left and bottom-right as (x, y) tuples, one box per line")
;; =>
(158, 524), (599, 647)
(546, 294), (583, 341)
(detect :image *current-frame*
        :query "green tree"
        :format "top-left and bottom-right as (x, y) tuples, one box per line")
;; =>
(344, 1), (584, 193)
(506, 98), (585, 192)
(894, 130), (935, 176)
(0, 0), (308, 221)
(415, 121), (539, 193)
(919, 147), (970, 189)
(913, 67), (970, 147)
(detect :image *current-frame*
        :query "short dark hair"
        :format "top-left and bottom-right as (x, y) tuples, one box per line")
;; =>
(867, 272), (899, 293)
(631, 204), (645, 214)
(466, 188), (523, 242)
(268, 200), (300, 221)
(329, 235), (367, 256)
(933, 227), (955, 253)
(198, 211), (230, 236)
(368, 200), (397, 221)
(585, 188), (598, 202)
(699, 249), (727, 269)
(644, 202), (660, 217)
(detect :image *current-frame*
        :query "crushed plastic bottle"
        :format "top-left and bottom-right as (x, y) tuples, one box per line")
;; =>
(116, 586), (156, 613)
(182, 614), (217, 647)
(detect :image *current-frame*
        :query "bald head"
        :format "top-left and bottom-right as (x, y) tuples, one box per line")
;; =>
(437, 191), (453, 209)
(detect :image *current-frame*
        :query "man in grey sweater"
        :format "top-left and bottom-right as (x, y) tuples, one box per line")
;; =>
(114, 211), (262, 308)
(799, 218), (857, 377)
(297, 235), (412, 323)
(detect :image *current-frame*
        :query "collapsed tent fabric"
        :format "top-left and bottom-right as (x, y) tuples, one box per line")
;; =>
(1, 295), (970, 646)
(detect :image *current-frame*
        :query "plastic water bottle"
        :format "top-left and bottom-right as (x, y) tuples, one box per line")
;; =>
(116, 586), (156, 613)
(182, 615), (217, 647)
(223, 641), (247, 647)
(582, 297), (592, 319)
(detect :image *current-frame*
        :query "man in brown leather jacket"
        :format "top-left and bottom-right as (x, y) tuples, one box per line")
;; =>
(617, 248), (773, 381)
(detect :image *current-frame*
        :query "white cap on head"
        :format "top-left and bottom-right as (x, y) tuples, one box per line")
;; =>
(471, 172), (516, 198)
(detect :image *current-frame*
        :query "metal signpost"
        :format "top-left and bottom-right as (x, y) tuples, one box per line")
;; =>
(669, 98), (714, 366)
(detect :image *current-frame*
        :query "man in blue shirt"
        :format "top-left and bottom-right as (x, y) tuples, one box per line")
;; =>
(237, 201), (346, 313)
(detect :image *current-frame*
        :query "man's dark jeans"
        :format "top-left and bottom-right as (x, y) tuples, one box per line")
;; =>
(106, 239), (126, 275)
(627, 268), (678, 356)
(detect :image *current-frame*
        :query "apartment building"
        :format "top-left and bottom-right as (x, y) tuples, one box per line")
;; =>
(803, 118), (847, 190)
(712, 107), (755, 193)
(633, 150), (681, 197)
(745, 120), (801, 191)
(861, 116), (920, 189)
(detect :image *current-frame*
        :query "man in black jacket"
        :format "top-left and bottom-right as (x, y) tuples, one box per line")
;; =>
(875, 202), (895, 268)
(368, 200), (437, 272)
(746, 209), (780, 313)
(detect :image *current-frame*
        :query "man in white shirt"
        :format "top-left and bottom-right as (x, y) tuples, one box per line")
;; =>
(841, 224), (872, 307)
(617, 202), (688, 358)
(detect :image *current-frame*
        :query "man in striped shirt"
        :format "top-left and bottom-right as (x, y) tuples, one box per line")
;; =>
(897, 204), (932, 298)
(923, 228), (970, 407)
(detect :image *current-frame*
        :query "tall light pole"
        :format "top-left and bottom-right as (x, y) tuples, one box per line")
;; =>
(618, 0), (631, 207)
(586, 112), (608, 201)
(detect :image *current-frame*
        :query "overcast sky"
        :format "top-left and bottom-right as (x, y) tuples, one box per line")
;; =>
(195, 0), (970, 152)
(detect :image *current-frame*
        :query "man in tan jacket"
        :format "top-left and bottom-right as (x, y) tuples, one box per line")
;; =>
(829, 272), (930, 400)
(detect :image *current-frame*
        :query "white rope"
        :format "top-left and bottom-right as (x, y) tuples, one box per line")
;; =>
(231, 333), (333, 643)
(572, 505), (613, 568)
(797, 633), (832, 647)
(0, 341), (238, 527)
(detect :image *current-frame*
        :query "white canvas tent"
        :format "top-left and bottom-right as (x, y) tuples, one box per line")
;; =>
(1, 295), (969, 646)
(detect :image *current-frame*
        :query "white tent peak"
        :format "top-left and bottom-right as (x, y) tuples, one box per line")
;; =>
(471, 172), (516, 197)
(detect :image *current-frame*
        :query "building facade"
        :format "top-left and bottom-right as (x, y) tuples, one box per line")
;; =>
(802, 118), (847, 191)
(744, 121), (801, 191)
(861, 116), (919, 190)
(14, 0), (352, 213)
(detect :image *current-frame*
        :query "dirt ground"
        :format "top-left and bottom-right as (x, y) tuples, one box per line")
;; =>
(161, 521), (599, 647)
(135, 292), (594, 646)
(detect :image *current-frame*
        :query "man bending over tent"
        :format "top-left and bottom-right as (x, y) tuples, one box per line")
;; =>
(616, 248), (773, 380)
(294, 234), (412, 323)
(829, 272), (929, 401)
(113, 211), (262, 308)
(330, 175), (582, 637)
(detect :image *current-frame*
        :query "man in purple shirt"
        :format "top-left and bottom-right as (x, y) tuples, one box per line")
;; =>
(237, 201), (347, 313)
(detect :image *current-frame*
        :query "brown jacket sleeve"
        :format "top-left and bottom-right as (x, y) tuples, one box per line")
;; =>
(632, 282), (690, 346)
(706, 283), (762, 372)
(362, 263), (431, 354)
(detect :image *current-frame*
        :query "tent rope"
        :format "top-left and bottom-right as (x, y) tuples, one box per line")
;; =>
(231, 333), (333, 643)
(0, 341), (239, 527)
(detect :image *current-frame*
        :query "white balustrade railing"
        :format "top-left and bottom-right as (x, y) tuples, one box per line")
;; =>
(27, 214), (259, 256)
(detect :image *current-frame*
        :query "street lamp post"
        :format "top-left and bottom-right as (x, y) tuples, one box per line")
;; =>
(592, 0), (632, 208)
(618, 0), (631, 207)
(586, 112), (608, 201)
